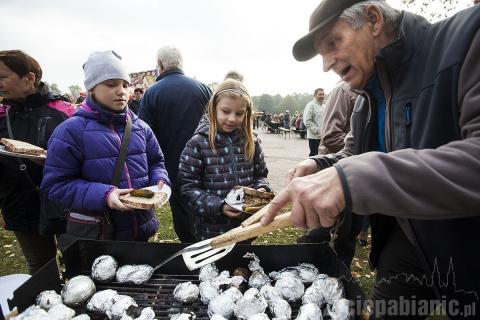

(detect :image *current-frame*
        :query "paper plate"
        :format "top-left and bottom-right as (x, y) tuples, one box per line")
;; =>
(0, 145), (47, 160)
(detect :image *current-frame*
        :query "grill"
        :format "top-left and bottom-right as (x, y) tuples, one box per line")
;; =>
(9, 237), (364, 319)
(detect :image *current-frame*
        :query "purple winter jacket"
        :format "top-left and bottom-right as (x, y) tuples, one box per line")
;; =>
(178, 116), (270, 240)
(41, 97), (170, 241)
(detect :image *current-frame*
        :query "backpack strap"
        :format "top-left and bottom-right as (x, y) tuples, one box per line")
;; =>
(111, 115), (132, 187)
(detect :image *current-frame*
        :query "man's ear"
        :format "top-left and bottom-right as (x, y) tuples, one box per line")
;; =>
(158, 61), (164, 73)
(365, 5), (384, 37)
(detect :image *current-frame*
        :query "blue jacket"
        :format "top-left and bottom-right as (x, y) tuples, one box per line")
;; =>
(178, 116), (270, 240)
(41, 97), (170, 240)
(139, 68), (212, 188)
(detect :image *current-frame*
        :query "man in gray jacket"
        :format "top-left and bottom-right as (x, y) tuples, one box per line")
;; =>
(303, 88), (326, 156)
(263, 0), (480, 318)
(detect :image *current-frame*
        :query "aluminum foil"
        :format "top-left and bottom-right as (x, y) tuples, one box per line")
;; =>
(135, 307), (156, 320)
(36, 290), (62, 310)
(207, 294), (236, 319)
(87, 289), (118, 313)
(61, 275), (96, 306)
(47, 303), (76, 320)
(116, 265), (154, 285)
(210, 315), (227, 320)
(12, 305), (49, 320)
(269, 298), (292, 320)
(91, 255), (118, 282)
(71, 315), (90, 320)
(247, 314), (270, 320)
(173, 281), (200, 303)
(327, 298), (350, 320)
(295, 303), (322, 320)
(199, 263), (219, 282)
(170, 312), (196, 320)
(269, 264), (319, 283)
(199, 281), (220, 304)
(259, 285), (291, 320)
(302, 283), (326, 307)
(106, 295), (137, 320)
(249, 270), (270, 289)
(274, 276), (304, 302)
(221, 286), (243, 302)
(317, 277), (344, 305)
(234, 288), (268, 320)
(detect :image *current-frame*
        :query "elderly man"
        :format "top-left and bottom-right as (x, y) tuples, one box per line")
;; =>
(263, 0), (480, 318)
(139, 46), (211, 243)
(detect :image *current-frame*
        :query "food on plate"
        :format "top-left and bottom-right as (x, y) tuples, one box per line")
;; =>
(119, 190), (168, 210)
(36, 290), (62, 310)
(91, 255), (118, 282)
(173, 281), (200, 303)
(130, 189), (155, 198)
(61, 275), (96, 306)
(1, 138), (46, 156)
(241, 187), (274, 207)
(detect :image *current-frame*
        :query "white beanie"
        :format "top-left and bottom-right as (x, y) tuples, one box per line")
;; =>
(83, 50), (130, 91)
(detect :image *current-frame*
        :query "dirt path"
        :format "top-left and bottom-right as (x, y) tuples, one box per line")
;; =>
(256, 128), (309, 193)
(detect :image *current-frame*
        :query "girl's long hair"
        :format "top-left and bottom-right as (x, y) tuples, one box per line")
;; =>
(207, 79), (254, 162)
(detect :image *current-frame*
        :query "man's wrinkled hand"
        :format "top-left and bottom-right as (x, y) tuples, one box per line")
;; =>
(263, 167), (345, 229)
(285, 158), (320, 186)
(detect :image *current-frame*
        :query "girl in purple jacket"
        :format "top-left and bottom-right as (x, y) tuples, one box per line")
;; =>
(41, 51), (170, 241)
(178, 79), (271, 240)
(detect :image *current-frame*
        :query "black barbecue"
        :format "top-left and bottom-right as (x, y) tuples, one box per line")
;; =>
(8, 237), (365, 319)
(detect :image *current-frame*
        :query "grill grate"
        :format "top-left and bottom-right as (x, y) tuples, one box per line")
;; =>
(76, 273), (306, 320)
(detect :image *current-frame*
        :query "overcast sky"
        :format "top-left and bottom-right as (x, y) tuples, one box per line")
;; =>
(0, 0), (474, 96)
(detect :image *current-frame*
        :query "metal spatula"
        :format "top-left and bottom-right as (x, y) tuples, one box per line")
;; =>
(152, 211), (291, 271)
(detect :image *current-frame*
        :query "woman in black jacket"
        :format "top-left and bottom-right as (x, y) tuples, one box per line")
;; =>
(0, 50), (75, 274)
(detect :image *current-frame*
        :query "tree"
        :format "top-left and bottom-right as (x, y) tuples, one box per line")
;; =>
(257, 94), (274, 113)
(68, 85), (82, 101)
(44, 81), (60, 93)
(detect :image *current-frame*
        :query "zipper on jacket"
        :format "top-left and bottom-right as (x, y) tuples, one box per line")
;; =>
(375, 59), (393, 152)
(404, 102), (412, 148)
(227, 136), (239, 186)
(361, 91), (374, 153)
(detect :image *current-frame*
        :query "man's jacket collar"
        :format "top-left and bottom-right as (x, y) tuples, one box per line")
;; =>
(155, 68), (184, 82)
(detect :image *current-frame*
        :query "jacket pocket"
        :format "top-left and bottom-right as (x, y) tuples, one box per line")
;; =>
(404, 102), (412, 148)
(66, 213), (113, 240)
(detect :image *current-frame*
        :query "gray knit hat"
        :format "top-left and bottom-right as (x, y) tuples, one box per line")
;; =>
(83, 50), (130, 91)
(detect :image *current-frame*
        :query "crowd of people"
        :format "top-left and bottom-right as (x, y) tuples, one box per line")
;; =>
(1, 0), (479, 318)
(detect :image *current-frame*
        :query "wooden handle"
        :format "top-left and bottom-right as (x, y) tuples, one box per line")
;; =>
(241, 203), (271, 227)
(211, 212), (291, 248)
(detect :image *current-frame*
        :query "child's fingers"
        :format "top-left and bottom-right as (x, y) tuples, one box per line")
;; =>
(117, 188), (133, 195)
(157, 181), (164, 189)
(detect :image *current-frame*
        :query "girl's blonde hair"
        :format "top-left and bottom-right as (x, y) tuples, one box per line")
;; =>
(207, 79), (255, 162)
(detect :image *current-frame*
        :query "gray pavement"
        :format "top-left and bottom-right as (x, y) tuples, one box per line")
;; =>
(256, 128), (310, 193)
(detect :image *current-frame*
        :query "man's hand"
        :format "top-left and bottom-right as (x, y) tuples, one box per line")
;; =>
(222, 204), (243, 218)
(285, 158), (321, 186)
(263, 167), (345, 229)
(107, 188), (133, 211)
